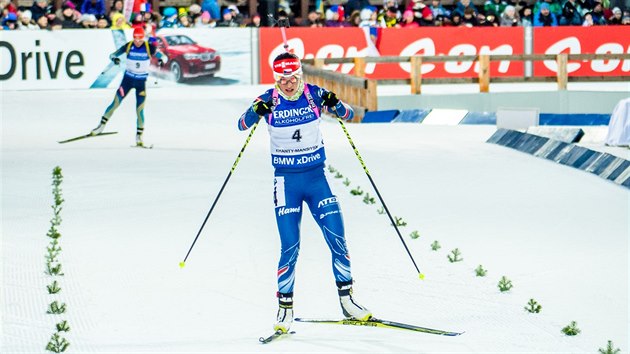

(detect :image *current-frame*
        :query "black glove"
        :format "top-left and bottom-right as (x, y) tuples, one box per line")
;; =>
(111, 57), (121, 65)
(253, 99), (274, 116)
(157, 59), (164, 67)
(322, 91), (340, 108)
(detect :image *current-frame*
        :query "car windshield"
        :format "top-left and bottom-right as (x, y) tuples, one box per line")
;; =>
(164, 35), (196, 46)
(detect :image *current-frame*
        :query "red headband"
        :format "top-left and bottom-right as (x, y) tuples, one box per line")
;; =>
(273, 58), (301, 77)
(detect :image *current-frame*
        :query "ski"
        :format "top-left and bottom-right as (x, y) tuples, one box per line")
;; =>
(131, 144), (154, 149)
(258, 330), (295, 344)
(58, 132), (118, 144)
(294, 317), (463, 337)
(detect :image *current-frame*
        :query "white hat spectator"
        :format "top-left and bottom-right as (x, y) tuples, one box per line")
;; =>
(80, 13), (96, 22)
(21, 9), (33, 21)
(189, 4), (201, 14)
(227, 4), (239, 14)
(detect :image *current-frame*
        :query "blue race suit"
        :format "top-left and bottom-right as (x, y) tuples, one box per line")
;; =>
(238, 82), (354, 295)
(102, 41), (161, 136)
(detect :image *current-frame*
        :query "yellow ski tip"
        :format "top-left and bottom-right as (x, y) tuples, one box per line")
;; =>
(419, 273), (425, 280)
(179, 261), (186, 268)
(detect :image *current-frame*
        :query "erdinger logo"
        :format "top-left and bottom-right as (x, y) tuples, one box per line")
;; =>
(317, 197), (338, 208)
(273, 107), (312, 119)
(277, 206), (301, 216)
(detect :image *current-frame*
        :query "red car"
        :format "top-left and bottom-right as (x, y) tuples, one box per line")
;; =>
(152, 34), (221, 82)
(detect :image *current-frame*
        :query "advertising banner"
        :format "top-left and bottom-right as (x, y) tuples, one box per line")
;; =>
(1, 28), (255, 91)
(153, 28), (254, 86)
(533, 26), (630, 77)
(0, 30), (117, 90)
(259, 27), (525, 83)
(259, 27), (370, 84)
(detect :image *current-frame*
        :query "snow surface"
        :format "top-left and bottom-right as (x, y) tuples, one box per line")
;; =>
(1, 85), (628, 353)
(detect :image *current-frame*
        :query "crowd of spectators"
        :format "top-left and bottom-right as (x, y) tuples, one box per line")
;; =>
(1, 0), (629, 31)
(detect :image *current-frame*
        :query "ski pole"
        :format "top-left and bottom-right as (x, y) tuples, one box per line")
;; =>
(179, 121), (259, 268)
(268, 15), (290, 51)
(336, 117), (425, 280)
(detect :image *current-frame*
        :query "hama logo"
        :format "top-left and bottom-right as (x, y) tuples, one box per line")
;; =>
(277, 206), (301, 216)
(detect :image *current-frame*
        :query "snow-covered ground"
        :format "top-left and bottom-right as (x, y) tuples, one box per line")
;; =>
(1, 86), (628, 353)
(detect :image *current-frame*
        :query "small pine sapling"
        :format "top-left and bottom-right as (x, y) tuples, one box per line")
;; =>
(409, 230), (420, 239)
(362, 193), (375, 205)
(56, 320), (70, 332)
(46, 240), (62, 263)
(561, 321), (581, 336)
(524, 298), (542, 313)
(47, 280), (61, 294)
(47, 167), (64, 241)
(447, 248), (463, 263)
(46, 226), (61, 240)
(598, 340), (621, 354)
(475, 265), (487, 277)
(334, 171), (343, 179)
(343, 178), (351, 186)
(376, 206), (385, 215)
(350, 186), (363, 196)
(393, 216), (407, 227)
(431, 240), (441, 251)
(497, 276), (513, 292)
(46, 301), (67, 314)
(45, 167), (70, 353)
(45, 263), (64, 276)
(46, 332), (69, 353)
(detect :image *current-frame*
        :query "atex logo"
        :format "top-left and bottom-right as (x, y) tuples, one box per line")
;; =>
(317, 197), (338, 208)
(277, 206), (301, 216)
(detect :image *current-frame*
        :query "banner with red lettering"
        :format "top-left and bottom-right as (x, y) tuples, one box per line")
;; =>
(533, 26), (630, 77)
(259, 27), (369, 84)
(259, 27), (525, 83)
(375, 27), (524, 79)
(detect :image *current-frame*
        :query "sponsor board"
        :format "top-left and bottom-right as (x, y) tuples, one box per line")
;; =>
(259, 27), (630, 84)
(259, 27), (525, 83)
(1, 28), (254, 90)
(154, 28), (254, 85)
(533, 27), (630, 77)
(0, 30), (117, 90)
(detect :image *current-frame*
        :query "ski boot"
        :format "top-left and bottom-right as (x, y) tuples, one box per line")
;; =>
(274, 292), (293, 334)
(90, 117), (108, 136)
(337, 280), (372, 321)
(135, 133), (144, 147)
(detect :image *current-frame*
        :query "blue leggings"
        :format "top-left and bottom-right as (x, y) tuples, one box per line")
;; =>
(102, 75), (146, 134)
(273, 165), (352, 294)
